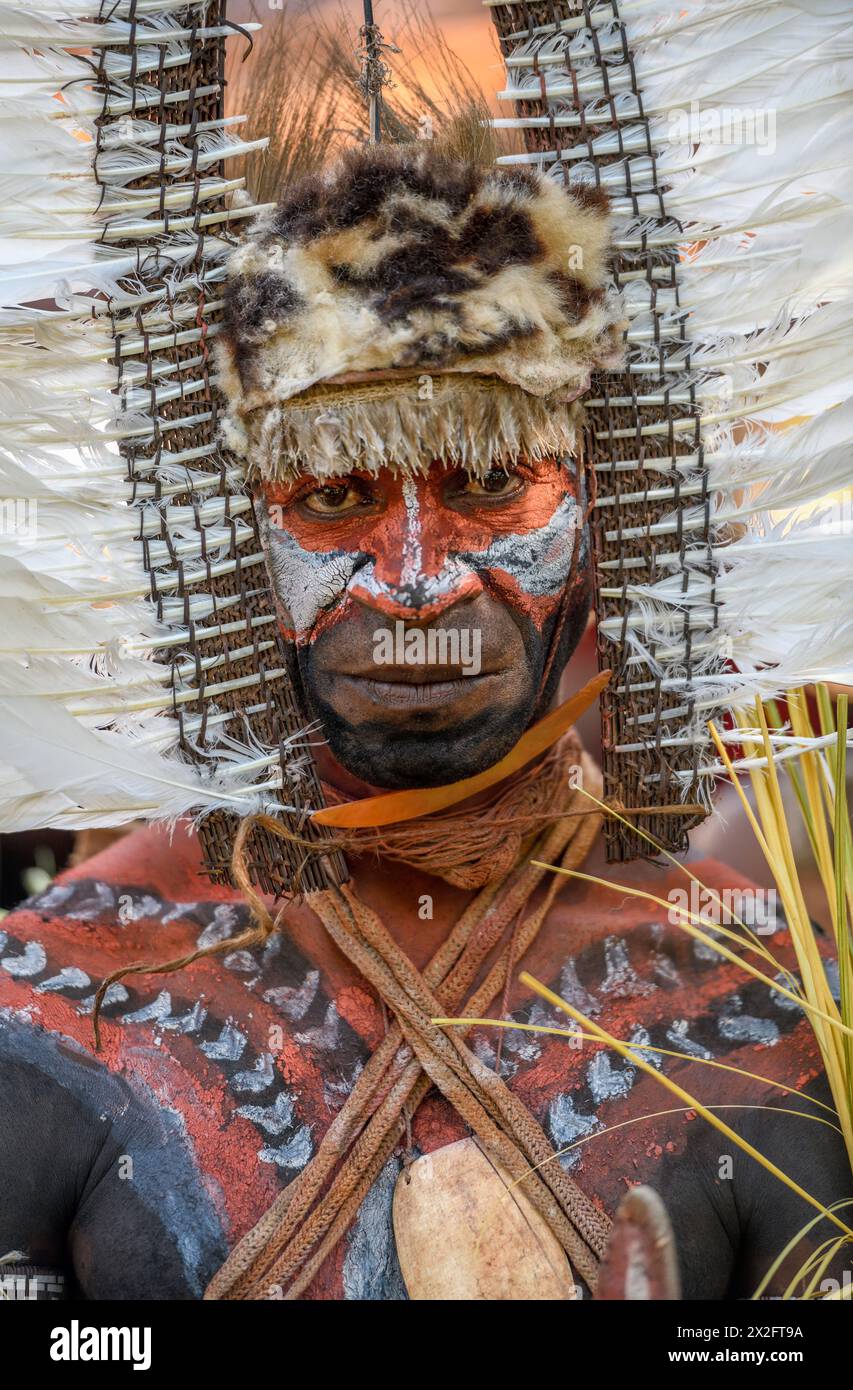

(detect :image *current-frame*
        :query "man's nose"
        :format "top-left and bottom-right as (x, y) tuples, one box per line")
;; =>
(347, 557), (483, 622)
(346, 478), (484, 620)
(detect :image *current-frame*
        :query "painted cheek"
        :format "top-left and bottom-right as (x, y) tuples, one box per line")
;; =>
(257, 500), (360, 643)
(461, 493), (586, 632)
(261, 479), (485, 632)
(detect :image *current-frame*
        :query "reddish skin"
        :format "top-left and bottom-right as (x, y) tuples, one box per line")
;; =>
(0, 478), (847, 1301)
(0, 823), (849, 1301)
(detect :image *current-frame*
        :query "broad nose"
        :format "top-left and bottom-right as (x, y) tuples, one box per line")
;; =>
(347, 566), (483, 621)
(347, 477), (484, 620)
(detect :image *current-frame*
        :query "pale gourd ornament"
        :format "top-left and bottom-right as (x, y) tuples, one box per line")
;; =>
(392, 1138), (579, 1301)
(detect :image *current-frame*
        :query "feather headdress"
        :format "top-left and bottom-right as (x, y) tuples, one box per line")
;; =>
(0, 2), (350, 892)
(0, 0), (851, 880)
(487, 0), (853, 856)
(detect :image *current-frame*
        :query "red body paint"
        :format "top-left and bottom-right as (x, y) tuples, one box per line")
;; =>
(0, 825), (834, 1300)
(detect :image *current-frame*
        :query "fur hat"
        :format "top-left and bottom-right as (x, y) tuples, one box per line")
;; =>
(218, 142), (625, 479)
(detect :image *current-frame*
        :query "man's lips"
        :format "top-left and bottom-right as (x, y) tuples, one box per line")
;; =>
(336, 664), (497, 686)
(333, 668), (501, 711)
(356, 679), (488, 709)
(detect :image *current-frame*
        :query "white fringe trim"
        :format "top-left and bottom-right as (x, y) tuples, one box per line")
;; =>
(229, 375), (582, 483)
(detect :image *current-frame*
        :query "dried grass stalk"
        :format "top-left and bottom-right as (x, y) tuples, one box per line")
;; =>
(226, 0), (520, 205)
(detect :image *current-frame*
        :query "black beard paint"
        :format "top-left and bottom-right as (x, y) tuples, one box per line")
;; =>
(297, 571), (591, 790)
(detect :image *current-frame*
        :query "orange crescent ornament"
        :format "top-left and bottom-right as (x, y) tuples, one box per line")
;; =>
(311, 669), (611, 829)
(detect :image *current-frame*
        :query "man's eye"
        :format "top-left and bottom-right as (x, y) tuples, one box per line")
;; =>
(301, 481), (371, 515)
(454, 468), (522, 499)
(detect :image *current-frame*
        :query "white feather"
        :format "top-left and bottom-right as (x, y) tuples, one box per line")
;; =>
(706, 400), (853, 507)
(0, 10), (239, 48)
(695, 304), (853, 422)
(0, 179), (244, 239)
(0, 0), (206, 15)
(0, 596), (168, 658)
(673, 218), (853, 336)
(517, 0), (853, 782)
(501, 4), (853, 108)
(0, 18), (277, 837)
(0, 699), (286, 833)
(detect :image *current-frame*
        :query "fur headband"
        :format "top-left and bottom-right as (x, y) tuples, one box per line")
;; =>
(218, 142), (625, 479)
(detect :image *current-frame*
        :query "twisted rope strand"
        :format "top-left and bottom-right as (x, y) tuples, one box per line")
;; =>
(206, 755), (609, 1299)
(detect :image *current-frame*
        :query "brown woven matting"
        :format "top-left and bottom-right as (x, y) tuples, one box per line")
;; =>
(488, 0), (717, 860)
(98, 0), (715, 885)
(97, 0), (346, 896)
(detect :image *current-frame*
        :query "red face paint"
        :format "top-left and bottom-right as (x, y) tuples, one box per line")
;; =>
(259, 460), (586, 644)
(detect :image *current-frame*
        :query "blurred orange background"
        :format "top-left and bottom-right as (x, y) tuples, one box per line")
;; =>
(229, 0), (504, 110)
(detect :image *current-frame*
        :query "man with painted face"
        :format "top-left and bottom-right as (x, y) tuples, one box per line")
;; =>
(259, 458), (590, 792)
(0, 141), (849, 1302)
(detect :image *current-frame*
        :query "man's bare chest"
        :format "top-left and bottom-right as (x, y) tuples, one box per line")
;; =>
(0, 845), (811, 1300)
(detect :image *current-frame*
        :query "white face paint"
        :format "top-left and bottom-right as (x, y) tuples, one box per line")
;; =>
(259, 489), (585, 641)
(258, 501), (360, 639)
(466, 493), (585, 597)
(399, 478), (423, 590)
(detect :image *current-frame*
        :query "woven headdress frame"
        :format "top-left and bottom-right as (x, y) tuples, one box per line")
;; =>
(5, 1), (847, 875)
(93, 0), (346, 895)
(488, 0), (717, 860)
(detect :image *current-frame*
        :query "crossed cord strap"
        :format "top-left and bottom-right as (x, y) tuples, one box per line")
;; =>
(205, 770), (611, 1300)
